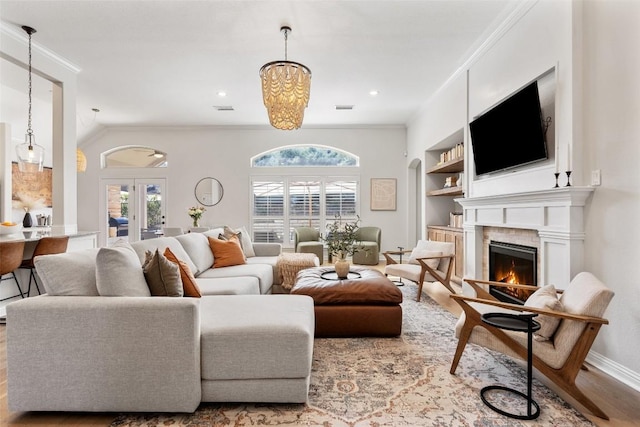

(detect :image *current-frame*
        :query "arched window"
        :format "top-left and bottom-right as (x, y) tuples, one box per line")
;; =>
(251, 145), (358, 167)
(102, 146), (167, 168)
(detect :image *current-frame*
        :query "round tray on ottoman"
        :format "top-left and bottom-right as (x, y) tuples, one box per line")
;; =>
(291, 267), (403, 337)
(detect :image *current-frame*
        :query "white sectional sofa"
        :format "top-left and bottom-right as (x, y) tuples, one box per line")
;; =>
(6, 229), (315, 413)
(130, 230), (282, 295)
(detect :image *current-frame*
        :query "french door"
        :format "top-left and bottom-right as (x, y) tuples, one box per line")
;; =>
(101, 178), (167, 246)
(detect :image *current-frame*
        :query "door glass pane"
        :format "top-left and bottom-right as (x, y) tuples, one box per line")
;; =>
(107, 184), (130, 245)
(140, 183), (163, 240)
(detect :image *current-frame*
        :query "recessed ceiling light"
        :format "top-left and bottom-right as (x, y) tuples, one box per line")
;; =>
(217, 91), (227, 97)
(369, 90), (379, 96)
(335, 105), (354, 110)
(213, 106), (234, 111)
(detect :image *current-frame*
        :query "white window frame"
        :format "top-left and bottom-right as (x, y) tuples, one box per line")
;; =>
(250, 176), (359, 248)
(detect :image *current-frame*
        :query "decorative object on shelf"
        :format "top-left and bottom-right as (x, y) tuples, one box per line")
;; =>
(322, 215), (364, 279)
(565, 171), (572, 187)
(22, 210), (33, 228)
(15, 25), (45, 173)
(370, 178), (397, 211)
(259, 26), (312, 130)
(187, 206), (206, 228)
(77, 149), (87, 172)
(554, 172), (560, 188)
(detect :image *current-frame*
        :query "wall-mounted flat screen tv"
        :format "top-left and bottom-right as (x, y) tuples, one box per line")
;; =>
(469, 81), (548, 176)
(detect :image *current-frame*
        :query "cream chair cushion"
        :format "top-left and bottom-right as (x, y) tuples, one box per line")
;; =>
(524, 284), (564, 341)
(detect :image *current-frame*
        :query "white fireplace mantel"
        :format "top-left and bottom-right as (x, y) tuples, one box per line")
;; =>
(456, 187), (595, 291)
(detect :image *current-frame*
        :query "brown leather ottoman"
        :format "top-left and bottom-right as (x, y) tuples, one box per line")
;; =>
(290, 267), (403, 337)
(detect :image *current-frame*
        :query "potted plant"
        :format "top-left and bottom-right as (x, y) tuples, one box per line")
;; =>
(322, 214), (363, 278)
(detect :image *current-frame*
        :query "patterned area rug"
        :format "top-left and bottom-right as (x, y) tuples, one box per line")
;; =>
(111, 285), (594, 426)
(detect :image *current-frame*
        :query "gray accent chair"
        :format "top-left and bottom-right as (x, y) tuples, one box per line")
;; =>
(353, 226), (381, 265)
(294, 227), (324, 264)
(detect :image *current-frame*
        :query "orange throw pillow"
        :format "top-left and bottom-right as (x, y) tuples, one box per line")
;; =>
(208, 235), (246, 268)
(164, 247), (202, 298)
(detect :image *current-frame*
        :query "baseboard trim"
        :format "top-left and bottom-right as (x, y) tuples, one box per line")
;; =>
(586, 350), (640, 392)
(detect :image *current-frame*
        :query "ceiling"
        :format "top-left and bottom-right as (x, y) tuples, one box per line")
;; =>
(0, 0), (519, 143)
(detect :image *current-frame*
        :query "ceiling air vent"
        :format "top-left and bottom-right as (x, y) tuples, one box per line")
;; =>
(335, 105), (354, 110)
(213, 106), (234, 111)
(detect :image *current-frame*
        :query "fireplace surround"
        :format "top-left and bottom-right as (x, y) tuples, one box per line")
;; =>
(456, 187), (594, 293)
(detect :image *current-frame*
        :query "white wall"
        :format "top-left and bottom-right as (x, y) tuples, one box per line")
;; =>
(407, 0), (640, 388)
(580, 0), (640, 381)
(78, 126), (409, 252)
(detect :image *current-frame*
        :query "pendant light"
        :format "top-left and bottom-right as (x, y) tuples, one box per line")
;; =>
(15, 25), (45, 173)
(259, 26), (312, 130)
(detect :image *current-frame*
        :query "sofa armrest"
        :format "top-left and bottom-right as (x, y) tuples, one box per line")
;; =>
(252, 242), (282, 256)
(7, 296), (201, 413)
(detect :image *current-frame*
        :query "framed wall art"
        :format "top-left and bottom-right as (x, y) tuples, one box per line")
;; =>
(370, 178), (396, 211)
(11, 161), (53, 208)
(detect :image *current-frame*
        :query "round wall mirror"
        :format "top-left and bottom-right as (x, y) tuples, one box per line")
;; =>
(194, 177), (224, 206)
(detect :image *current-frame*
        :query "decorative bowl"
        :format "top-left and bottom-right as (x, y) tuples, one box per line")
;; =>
(0, 223), (22, 235)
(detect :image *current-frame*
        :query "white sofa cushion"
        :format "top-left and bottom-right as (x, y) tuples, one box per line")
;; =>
(34, 248), (100, 296)
(199, 295), (314, 380)
(175, 232), (214, 273)
(96, 240), (150, 297)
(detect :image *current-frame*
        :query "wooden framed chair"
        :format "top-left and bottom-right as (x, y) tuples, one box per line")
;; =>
(383, 239), (455, 301)
(449, 272), (614, 419)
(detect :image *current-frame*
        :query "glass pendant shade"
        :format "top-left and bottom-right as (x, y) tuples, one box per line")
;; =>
(16, 133), (45, 173)
(260, 26), (311, 130)
(17, 25), (45, 173)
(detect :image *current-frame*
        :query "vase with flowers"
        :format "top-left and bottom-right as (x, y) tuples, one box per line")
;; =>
(12, 192), (45, 228)
(187, 206), (206, 227)
(321, 214), (364, 278)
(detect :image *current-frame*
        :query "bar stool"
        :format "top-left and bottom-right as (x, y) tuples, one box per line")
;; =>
(0, 240), (26, 301)
(19, 235), (69, 296)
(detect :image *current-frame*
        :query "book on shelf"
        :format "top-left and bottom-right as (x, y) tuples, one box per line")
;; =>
(438, 142), (464, 165)
(449, 212), (463, 228)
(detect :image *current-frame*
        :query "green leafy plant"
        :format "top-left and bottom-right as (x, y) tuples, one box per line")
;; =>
(321, 214), (363, 259)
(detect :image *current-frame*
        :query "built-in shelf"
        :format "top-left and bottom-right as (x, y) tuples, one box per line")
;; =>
(427, 157), (464, 174)
(427, 186), (464, 197)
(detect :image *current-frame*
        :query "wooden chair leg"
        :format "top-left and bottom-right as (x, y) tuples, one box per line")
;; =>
(450, 323), (473, 374)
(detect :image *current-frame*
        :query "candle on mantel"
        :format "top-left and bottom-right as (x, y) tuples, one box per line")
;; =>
(567, 144), (572, 171)
(555, 142), (560, 173)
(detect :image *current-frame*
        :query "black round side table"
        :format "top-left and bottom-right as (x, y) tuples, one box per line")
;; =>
(480, 312), (541, 420)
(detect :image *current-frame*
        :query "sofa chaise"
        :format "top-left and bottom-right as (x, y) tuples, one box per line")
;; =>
(6, 228), (315, 413)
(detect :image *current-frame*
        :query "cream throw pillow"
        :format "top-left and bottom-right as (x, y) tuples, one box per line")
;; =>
(524, 284), (564, 341)
(408, 249), (442, 270)
(96, 240), (150, 297)
(142, 249), (183, 297)
(34, 248), (100, 296)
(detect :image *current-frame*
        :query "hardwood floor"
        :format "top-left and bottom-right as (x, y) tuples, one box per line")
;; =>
(1, 273), (639, 426)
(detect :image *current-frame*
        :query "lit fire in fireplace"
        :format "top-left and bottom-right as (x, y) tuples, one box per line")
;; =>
(496, 260), (534, 302)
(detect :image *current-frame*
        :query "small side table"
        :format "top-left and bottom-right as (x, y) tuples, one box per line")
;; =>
(480, 312), (541, 420)
(391, 246), (405, 286)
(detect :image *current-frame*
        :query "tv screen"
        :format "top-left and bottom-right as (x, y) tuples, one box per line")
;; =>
(469, 81), (547, 176)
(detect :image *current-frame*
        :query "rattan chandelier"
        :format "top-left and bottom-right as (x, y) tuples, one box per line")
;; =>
(259, 26), (311, 130)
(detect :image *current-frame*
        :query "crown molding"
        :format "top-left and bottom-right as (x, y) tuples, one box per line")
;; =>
(0, 23), (81, 74)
